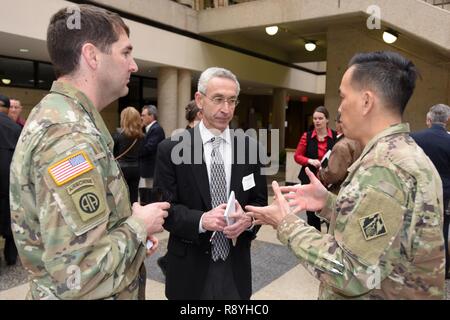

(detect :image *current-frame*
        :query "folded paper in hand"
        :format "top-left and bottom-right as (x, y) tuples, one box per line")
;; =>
(224, 191), (237, 246)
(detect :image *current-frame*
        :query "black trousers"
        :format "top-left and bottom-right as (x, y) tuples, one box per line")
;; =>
(120, 165), (140, 204)
(200, 258), (241, 300)
(306, 211), (321, 231)
(3, 235), (18, 265)
(138, 263), (147, 300)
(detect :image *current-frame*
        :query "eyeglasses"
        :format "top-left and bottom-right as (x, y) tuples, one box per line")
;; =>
(200, 92), (239, 107)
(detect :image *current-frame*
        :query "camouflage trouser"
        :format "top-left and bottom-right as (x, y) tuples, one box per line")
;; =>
(138, 263), (147, 300)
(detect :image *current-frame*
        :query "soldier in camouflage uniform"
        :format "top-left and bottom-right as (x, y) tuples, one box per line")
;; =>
(9, 5), (169, 299)
(247, 51), (445, 299)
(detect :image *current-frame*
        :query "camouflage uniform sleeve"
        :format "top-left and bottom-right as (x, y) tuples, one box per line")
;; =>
(277, 166), (409, 297)
(30, 128), (146, 299)
(316, 192), (336, 223)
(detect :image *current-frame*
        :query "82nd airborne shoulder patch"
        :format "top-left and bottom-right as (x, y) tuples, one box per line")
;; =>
(358, 212), (388, 241)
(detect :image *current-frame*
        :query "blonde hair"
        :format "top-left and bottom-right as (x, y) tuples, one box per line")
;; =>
(120, 106), (144, 139)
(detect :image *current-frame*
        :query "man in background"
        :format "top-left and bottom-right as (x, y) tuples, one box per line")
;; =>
(8, 99), (26, 127)
(139, 104), (165, 205)
(411, 103), (450, 279)
(0, 94), (21, 267)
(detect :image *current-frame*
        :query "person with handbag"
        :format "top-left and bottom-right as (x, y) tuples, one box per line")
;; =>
(113, 106), (144, 203)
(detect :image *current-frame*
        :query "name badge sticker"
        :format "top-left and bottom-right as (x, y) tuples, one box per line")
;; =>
(242, 173), (255, 191)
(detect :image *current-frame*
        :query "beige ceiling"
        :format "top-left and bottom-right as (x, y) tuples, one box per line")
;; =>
(203, 12), (450, 66)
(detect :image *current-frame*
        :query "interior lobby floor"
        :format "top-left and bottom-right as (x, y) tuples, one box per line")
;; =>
(0, 224), (320, 300)
(1, 222), (449, 300)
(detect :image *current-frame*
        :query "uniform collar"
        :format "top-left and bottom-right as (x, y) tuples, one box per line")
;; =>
(348, 123), (410, 173)
(50, 81), (114, 150)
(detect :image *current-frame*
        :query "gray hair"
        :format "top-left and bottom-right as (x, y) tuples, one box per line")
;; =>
(143, 104), (158, 120)
(428, 104), (450, 124)
(197, 67), (240, 95)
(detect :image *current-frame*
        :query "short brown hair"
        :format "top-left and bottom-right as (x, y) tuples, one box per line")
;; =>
(47, 4), (129, 77)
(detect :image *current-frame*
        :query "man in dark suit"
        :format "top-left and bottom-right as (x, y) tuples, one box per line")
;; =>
(0, 94), (22, 266)
(139, 105), (165, 205)
(411, 103), (450, 279)
(154, 67), (267, 300)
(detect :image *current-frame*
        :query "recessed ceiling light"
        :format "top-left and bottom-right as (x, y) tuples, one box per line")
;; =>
(19, 48), (29, 53)
(265, 26), (279, 36)
(305, 41), (317, 52)
(382, 30), (398, 44)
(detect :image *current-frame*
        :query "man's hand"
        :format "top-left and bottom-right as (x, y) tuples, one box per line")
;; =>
(280, 167), (328, 212)
(132, 202), (170, 235)
(201, 204), (227, 232)
(246, 168), (328, 229)
(223, 201), (252, 239)
(146, 235), (159, 256)
(246, 180), (291, 229)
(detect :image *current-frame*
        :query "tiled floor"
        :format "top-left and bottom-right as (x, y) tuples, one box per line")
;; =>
(1, 177), (449, 300)
(0, 225), (320, 300)
(2, 225), (449, 300)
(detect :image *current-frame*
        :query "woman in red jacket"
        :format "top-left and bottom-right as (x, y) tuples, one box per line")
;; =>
(294, 106), (337, 230)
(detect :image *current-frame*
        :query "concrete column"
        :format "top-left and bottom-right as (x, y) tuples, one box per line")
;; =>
(158, 67), (178, 136)
(177, 69), (192, 129)
(272, 88), (287, 151)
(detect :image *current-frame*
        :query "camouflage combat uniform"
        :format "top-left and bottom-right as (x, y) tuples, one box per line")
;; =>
(9, 81), (147, 299)
(278, 123), (445, 299)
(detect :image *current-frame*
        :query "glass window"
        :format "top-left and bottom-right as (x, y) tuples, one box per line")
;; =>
(37, 63), (56, 90)
(0, 57), (34, 88)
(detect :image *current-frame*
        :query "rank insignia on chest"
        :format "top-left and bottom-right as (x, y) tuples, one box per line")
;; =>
(359, 212), (387, 241)
(48, 151), (94, 186)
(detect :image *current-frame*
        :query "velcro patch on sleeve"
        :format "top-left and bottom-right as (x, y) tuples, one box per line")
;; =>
(48, 151), (94, 186)
(340, 186), (404, 266)
(72, 188), (106, 222)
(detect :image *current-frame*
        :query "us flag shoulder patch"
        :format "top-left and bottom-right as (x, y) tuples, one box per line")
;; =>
(48, 151), (94, 186)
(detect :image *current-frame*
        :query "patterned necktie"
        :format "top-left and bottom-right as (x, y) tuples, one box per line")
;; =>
(209, 137), (230, 261)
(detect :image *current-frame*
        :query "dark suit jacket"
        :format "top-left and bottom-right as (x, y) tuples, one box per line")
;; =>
(154, 126), (267, 300)
(411, 124), (450, 200)
(139, 121), (165, 178)
(0, 112), (22, 236)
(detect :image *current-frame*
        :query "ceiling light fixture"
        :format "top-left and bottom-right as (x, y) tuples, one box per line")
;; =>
(2, 79), (11, 85)
(304, 41), (317, 52)
(265, 26), (279, 36)
(382, 30), (398, 44)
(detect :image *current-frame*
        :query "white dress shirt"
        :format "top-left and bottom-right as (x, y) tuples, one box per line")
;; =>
(145, 120), (156, 133)
(198, 120), (232, 233)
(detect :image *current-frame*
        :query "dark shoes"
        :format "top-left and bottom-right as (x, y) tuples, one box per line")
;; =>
(157, 256), (167, 276)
